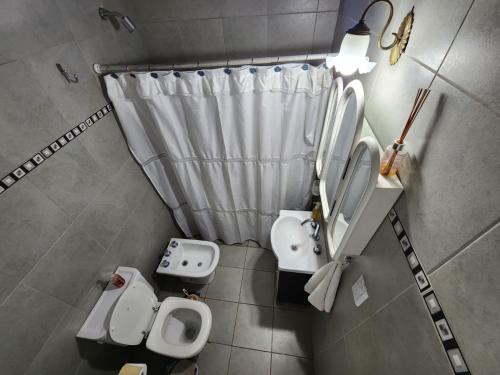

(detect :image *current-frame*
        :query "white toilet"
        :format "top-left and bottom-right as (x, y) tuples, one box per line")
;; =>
(77, 267), (212, 359)
(156, 238), (220, 284)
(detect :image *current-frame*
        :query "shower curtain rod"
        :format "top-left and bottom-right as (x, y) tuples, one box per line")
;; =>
(93, 53), (332, 74)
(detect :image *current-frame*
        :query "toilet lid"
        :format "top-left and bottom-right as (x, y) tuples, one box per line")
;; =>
(109, 280), (158, 345)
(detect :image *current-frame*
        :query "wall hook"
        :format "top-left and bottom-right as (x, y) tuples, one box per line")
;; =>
(56, 63), (79, 83)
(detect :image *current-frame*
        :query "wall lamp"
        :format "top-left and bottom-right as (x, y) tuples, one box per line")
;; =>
(326, 0), (414, 76)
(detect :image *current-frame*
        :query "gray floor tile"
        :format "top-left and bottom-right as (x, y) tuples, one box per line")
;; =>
(0, 0), (71, 63)
(312, 218), (414, 348)
(206, 299), (238, 345)
(206, 266), (243, 302)
(0, 284), (69, 375)
(72, 158), (146, 249)
(0, 178), (71, 303)
(273, 309), (312, 358)
(0, 60), (70, 166)
(26, 307), (88, 375)
(26, 140), (106, 219)
(314, 338), (350, 375)
(439, 0), (500, 114)
(196, 343), (231, 375)
(343, 286), (452, 374)
(233, 304), (273, 351)
(25, 41), (106, 125)
(155, 275), (208, 301)
(78, 116), (130, 180)
(179, 19), (225, 61)
(268, 13), (316, 55)
(245, 247), (276, 271)
(73, 339), (130, 375)
(312, 12), (338, 53)
(271, 353), (314, 375)
(239, 269), (275, 307)
(228, 347), (271, 375)
(24, 225), (107, 307)
(395, 76), (500, 272)
(430, 222), (500, 375)
(222, 16), (268, 59)
(219, 244), (247, 268)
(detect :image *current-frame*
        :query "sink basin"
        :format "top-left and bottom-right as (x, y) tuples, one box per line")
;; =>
(270, 210), (328, 274)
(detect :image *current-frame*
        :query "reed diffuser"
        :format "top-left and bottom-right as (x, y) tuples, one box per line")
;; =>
(380, 88), (431, 176)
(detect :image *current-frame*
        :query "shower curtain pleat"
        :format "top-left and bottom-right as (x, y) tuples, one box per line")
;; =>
(105, 64), (332, 248)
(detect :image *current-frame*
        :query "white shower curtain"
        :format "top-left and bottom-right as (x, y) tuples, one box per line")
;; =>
(105, 64), (332, 247)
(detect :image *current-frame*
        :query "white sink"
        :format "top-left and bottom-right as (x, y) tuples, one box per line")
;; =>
(270, 210), (328, 274)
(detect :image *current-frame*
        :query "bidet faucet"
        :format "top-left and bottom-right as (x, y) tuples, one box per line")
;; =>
(301, 218), (321, 241)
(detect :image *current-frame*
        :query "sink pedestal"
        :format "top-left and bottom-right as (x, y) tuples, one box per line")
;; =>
(276, 271), (311, 305)
(271, 210), (328, 306)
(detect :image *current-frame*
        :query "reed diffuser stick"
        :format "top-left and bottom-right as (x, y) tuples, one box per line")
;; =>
(380, 87), (431, 176)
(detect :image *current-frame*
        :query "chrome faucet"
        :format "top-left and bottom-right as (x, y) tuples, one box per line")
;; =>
(301, 218), (321, 241)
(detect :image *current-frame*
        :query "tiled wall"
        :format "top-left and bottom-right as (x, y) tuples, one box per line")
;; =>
(0, 1), (180, 374)
(132, 0), (340, 62)
(313, 0), (499, 374)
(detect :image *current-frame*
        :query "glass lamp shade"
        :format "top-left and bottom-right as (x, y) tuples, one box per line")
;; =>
(326, 33), (375, 76)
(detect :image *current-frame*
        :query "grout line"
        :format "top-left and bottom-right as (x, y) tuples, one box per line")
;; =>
(431, 72), (500, 117)
(137, 9), (339, 24)
(218, 263), (276, 272)
(429, 217), (500, 276)
(340, 283), (415, 340)
(74, 359), (85, 375)
(227, 343), (313, 359)
(430, 0), (476, 86)
(0, 195), (97, 308)
(309, 0), (322, 57)
(227, 246), (247, 375)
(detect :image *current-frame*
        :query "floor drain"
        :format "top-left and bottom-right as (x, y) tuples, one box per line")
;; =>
(182, 260), (188, 266)
(291, 245), (298, 251)
(197, 262), (202, 267)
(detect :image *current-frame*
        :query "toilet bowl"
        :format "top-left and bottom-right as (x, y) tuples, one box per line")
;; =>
(156, 238), (219, 284)
(77, 267), (212, 359)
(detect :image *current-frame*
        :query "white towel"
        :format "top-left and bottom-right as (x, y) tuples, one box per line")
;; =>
(304, 261), (343, 312)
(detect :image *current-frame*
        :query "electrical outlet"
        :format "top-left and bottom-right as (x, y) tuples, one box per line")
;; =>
(352, 275), (369, 307)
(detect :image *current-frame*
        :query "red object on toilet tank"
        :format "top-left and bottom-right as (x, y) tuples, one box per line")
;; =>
(111, 273), (125, 288)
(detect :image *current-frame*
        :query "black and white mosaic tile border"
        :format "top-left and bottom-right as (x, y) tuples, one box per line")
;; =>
(0, 103), (113, 196)
(388, 208), (471, 375)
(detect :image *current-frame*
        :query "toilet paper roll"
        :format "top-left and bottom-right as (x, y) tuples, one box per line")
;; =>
(119, 363), (147, 375)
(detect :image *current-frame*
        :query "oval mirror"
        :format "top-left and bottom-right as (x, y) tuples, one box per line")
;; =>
(327, 137), (380, 259)
(319, 80), (365, 221)
(316, 77), (344, 177)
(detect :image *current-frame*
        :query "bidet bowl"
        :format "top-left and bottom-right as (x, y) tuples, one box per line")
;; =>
(270, 210), (327, 274)
(156, 239), (220, 284)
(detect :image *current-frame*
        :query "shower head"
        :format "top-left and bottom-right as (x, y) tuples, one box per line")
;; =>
(99, 7), (136, 33)
(121, 16), (136, 33)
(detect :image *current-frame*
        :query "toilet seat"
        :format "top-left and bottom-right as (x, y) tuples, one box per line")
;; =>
(146, 297), (212, 358)
(109, 280), (211, 359)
